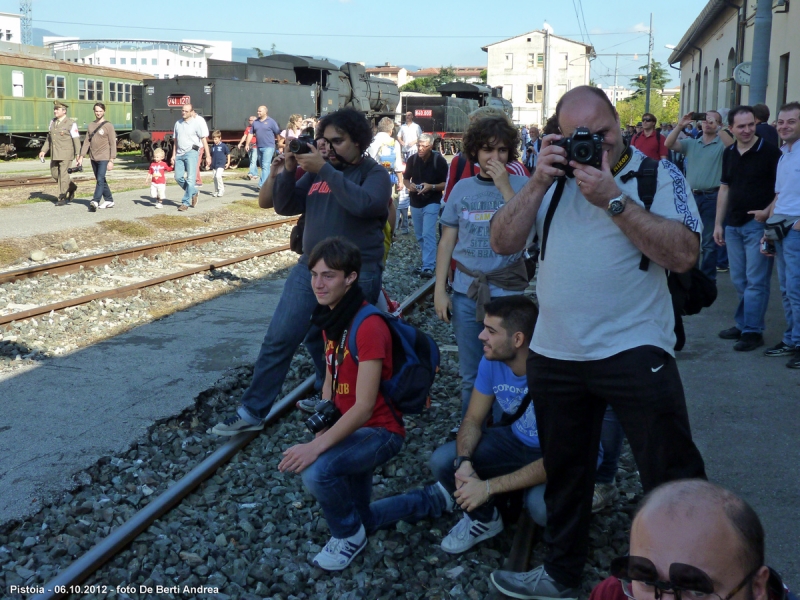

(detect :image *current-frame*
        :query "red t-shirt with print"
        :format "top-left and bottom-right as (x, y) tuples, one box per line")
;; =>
(324, 307), (404, 437)
(631, 130), (667, 161)
(149, 161), (173, 184)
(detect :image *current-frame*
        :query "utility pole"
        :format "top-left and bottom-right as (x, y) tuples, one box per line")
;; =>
(749, 0), (772, 104)
(645, 12), (653, 113)
(613, 54), (619, 107)
(542, 28), (551, 124)
(20, 0), (32, 45)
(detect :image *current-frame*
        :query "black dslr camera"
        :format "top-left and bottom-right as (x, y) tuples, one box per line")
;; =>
(288, 135), (316, 155)
(67, 164), (83, 174)
(553, 127), (603, 177)
(305, 399), (341, 434)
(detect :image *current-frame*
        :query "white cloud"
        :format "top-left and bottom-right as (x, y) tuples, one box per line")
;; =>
(630, 22), (650, 33)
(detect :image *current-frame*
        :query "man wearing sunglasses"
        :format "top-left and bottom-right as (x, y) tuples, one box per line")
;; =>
(631, 113), (668, 162)
(585, 480), (794, 600)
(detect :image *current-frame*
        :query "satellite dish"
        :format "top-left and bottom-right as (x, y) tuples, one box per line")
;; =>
(543, 22), (554, 34)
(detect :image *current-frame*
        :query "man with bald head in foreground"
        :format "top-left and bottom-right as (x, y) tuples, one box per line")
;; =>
(591, 480), (794, 600)
(488, 86), (707, 599)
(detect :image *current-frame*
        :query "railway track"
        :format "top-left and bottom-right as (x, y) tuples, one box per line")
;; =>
(33, 278), (447, 600)
(0, 218), (298, 328)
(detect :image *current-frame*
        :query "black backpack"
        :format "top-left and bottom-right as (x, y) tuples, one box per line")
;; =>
(540, 157), (717, 351)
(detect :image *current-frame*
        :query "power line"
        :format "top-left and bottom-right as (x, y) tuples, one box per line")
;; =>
(571, 0), (587, 43)
(34, 19), (649, 39)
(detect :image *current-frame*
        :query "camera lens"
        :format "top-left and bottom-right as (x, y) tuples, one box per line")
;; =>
(288, 139), (301, 153)
(573, 143), (592, 162)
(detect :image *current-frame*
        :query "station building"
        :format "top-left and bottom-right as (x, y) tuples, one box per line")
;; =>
(42, 38), (232, 79)
(482, 27), (592, 126)
(669, 0), (799, 118)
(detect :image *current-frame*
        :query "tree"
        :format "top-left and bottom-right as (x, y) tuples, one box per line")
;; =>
(479, 69), (487, 83)
(253, 47), (265, 58)
(629, 60), (671, 96)
(270, 43), (276, 55)
(400, 78), (437, 94)
(616, 91), (681, 126)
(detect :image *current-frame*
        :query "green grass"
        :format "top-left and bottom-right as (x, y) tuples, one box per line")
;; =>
(0, 244), (24, 265)
(98, 219), (152, 237)
(226, 199), (264, 215)
(143, 214), (205, 229)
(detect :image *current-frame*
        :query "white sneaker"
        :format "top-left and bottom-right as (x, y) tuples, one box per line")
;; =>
(441, 508), (503, 554)
(434, 482), (455, 513)
(98, 200), (114, 209)
(154, 202), (163, 209)
(312, 525), (367, 571)
(89, 200), (98, 212)
(211, 192), (219, 197)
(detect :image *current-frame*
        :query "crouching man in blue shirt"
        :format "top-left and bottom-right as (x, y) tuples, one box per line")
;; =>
(367, 295), (547, 552)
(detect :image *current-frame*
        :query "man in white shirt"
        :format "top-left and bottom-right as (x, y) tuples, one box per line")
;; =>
(762, 101), (800, 369)
(170, 104), (210, 211)
(398, 111), (423, 160)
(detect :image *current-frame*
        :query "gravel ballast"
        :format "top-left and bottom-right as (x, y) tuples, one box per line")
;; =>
(0, 231), (642, 599)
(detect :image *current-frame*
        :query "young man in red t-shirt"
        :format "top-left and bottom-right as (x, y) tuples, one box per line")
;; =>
(630, 112), (668, 161)
(278, 237), (404, 571)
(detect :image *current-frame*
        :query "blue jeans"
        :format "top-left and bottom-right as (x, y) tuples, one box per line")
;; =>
(238, 261), (382, 424)
(777, 227), (800, 347)
(257, 147), (275, 189)
(595, 407), (624, 484)
(725, 219), (773, 334)
(451, 291), (489, 419)
(90, 160), (113, 203)
(248, 147), (258, 178)
(174, 150), (198, 206)
(693, 191), (718, 281)
(430, 431), (546, 526)
(302, 427), (403, 539)
(410, 202), (439, 270)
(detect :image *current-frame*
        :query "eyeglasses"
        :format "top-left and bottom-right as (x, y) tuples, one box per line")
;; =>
(611, 556), (758, 600)
(642, 118), (656, 122)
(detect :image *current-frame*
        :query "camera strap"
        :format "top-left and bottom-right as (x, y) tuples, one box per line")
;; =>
(330, 329), (349, 403)
(88, 120), (108, 144)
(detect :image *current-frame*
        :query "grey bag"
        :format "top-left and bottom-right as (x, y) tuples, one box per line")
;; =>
(764, 214), (799, 241)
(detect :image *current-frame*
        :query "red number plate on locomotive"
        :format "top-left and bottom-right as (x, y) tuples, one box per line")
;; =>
(167, 95), (191, 107)
(415, 109), (432, 118)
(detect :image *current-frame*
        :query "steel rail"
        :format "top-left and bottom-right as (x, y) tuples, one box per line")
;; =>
(0, 217), (299, 285)
(32, 375), (317, 600)
(33, 279), (438, 600)
(0, 243), (292, 327)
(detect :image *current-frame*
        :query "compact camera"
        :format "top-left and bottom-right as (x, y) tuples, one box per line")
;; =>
(691, 112), (707, 122)
(553, 127), (603, 177)
(288, 135), (316, 155)
(305, 399), (341, 434)
(67, 164), (83, 174)
(415, 183), (425, 191)
(762, 240), (776, 254)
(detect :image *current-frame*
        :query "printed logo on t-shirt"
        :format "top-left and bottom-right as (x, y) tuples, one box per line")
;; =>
(309, 181), (331, 195)
(461, 208), (494, 223)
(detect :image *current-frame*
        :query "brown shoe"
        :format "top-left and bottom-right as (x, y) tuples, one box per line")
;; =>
(56, 194), (68, 206)
(191, 193), (198, 207)
(66, 181), (78, 201)
(178, 205), (189, 212)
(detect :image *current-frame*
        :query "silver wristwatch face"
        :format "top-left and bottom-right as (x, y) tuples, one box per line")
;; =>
(607, 195), (626, 216)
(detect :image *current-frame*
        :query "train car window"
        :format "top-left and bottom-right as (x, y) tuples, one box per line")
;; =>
(46, 74), (55, 99)
(96, 81), (104, 101)
(78, 78), (87, 101)
(57, 76), (65, 99)
(12, 71), (24, 97)
(124, 84), (131, 103)
(88, 80), (95, 101)
(109, 82), (116, 102)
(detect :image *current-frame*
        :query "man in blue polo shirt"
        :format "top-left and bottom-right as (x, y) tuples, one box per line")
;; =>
(666, 111), (734, 281)
(714, 105), (782, 352)
(246, 105), (281, 190)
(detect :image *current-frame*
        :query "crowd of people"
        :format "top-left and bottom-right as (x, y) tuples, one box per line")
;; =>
(36, 88), (800, 597)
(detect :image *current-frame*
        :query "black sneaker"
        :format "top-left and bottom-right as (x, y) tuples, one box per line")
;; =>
(716, 265), (729, 273)
(734, 333), (764, 352)
(764, 341), (796, 357)
(787, 351), (800, 370)
(419, 268), (434, 279)
(718, 326), (742, 340)
(296, 393), (322, 413)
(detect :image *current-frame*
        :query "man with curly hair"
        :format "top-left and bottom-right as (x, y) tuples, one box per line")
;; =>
(212, 108), (391, 435)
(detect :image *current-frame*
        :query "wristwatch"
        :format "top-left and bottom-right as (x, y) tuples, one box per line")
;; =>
(453, 456), (472, 469)
(607, 193), (627, 217)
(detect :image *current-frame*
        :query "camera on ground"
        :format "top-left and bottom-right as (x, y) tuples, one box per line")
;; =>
(288, 135), (316, 155)
(305, 400), (341, 434)
(553, 127), (603, 177)
(67, 164), (83, 174)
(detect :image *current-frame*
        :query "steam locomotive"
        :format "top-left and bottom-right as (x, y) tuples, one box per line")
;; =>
(130, 54), (400, 163)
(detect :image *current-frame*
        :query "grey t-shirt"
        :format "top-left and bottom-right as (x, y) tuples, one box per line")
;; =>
(440, 175), (530, 296)
(530, 150), (702, 360)
(173, 116), (209, 155)
(678, 136), (725, 191)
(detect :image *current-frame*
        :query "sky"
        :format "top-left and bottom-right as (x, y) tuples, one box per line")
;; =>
(4, 0), (706, 88)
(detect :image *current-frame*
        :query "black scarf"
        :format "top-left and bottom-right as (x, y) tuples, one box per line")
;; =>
(310, 283), (366, 348)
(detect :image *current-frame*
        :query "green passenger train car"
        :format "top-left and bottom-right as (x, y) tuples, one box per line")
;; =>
(0, 51), (143, 139)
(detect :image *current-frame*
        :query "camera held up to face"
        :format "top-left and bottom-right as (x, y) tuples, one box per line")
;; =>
(287, 135), (316, 155)
(553, 126), (603, 178)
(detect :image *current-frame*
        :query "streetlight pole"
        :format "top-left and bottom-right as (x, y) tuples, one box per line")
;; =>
(645, 12), (653, 113)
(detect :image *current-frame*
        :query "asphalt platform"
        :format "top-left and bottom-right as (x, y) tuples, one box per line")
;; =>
(0, 163), (797, 581)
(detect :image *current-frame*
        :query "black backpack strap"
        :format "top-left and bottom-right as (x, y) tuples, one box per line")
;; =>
(538, 178), (566, 261)
(620, 157), (659, 270)
(491, 392), (532, 428)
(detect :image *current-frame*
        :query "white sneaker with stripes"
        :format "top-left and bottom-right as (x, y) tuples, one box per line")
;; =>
(441, 508), (503, 554)
(312, 524), (367, 571)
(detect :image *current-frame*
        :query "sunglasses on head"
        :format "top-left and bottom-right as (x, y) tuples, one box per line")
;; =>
(611, 556), (759, 600)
